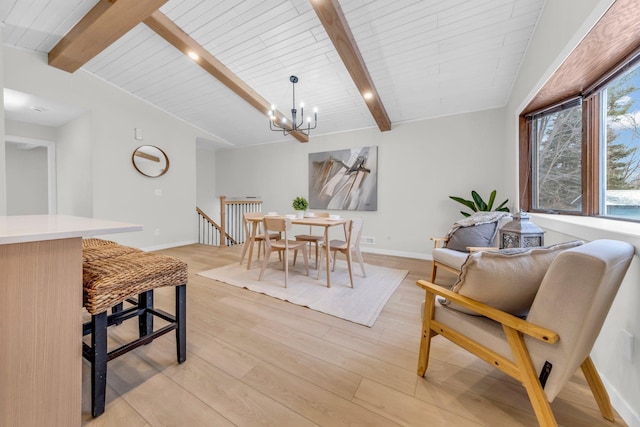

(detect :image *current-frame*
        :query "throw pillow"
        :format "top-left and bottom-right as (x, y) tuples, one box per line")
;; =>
(440, 240), (584, 316)
(445, 222), (498, 252)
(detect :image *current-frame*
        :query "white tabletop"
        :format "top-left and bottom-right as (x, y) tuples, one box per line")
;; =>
(0, 215), (142, 245)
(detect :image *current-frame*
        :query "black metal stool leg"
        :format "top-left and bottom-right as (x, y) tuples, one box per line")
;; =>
(91, 312), (108, 418)
(176, 284), (187, 363)
(111, 302), (124, 325)
(138, 290), (154, 338)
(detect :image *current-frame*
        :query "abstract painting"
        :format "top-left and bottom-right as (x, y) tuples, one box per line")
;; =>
(309, 146), (377, 211)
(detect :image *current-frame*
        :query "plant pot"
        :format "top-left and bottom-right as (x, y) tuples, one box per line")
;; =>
(296, 210), (304, 219)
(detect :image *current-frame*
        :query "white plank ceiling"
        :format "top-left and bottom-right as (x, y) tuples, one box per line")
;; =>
(1, 0), (545, 149)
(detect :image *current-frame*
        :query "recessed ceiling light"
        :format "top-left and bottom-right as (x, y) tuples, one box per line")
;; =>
(363, 91), (373, 100)
(187, 51), (199, 60)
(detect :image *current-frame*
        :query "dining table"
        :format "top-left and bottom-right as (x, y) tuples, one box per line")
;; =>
(242, 213), (347, 288)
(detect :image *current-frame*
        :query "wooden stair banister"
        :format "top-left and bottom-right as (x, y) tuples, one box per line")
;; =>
(196, 207), (236, 246)
(219, 195), (263, 247)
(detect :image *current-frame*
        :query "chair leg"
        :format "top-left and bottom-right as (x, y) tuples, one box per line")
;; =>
(284, 249), (289, 288)
(581, 357), (615, 421)
(111, 302), (124, 325)
(314, 241), (319, 269)
(302, 245), (309, 276)
(316, 246), (324, 280)
(430, 262), (438, 283)
(355, 248), (366, 277)
(176, 284), (187, 364)
(417, 292), (436, 377)
(91, 312), (108, 418)
(258, 246), (271, 281)
(345, 249), (354, 288)
(503, 326), (558, 427)
(239, 240), (250, 265)
(332, 249), (337, 272)
(138, 290), (153, 338)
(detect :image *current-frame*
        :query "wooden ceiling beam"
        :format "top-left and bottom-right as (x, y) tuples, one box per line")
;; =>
(143, 10), (308, 143)
(310, 0), (391, 132)
(48, 0), (168, 73)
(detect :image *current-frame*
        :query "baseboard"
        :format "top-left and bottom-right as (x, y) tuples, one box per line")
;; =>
(360, 246), (432, 260)
(602, 376), (640, 427)
(141, 239), (198, 252)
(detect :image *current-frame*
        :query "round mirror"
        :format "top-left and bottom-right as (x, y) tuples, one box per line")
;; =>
(132, 145), (169, 178)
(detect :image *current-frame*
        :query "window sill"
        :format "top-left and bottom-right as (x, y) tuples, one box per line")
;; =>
(528, 213), (640, 251)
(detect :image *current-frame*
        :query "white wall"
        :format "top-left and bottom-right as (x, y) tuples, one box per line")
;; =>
(3, 46), (212, 249)
(506, 0), (640, 425)
(56, 113), (92, 217)
(196, 145), (217, 218)
(5, 142), (48, 214)
(5, 119), (57, 140)
(216, 108), (510, 258)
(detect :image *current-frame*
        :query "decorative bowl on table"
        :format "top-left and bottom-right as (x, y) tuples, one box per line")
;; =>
(329, 214), (341, 220)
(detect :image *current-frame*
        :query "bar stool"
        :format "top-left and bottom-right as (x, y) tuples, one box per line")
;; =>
(82, 246), (187, 417)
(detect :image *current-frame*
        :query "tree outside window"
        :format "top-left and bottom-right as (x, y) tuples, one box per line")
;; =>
(531, 103), (582, 212)
(603, 67), (640, 219)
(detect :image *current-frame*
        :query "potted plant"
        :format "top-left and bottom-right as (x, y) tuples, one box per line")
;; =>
(449, 190), (509, 217)
(292, 196), (309, 218)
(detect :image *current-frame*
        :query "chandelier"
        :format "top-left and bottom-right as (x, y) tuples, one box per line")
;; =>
(268, 75), (318, 136)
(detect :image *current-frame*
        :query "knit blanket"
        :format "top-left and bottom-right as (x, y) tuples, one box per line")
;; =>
(445, 211), (512, 240)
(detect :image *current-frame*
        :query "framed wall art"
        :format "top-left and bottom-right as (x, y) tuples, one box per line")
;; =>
(308, 146), (377, 211)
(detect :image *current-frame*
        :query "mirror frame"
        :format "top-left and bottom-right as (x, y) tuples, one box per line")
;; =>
(132, 145), (170, 178)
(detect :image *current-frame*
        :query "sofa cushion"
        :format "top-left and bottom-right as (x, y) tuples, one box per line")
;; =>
(445, 222), (498, 252)
(432, 247), (470, 270)
(440, 240), (584, 316)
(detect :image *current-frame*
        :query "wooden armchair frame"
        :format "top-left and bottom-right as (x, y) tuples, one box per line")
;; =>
(417, 279), (615, 427)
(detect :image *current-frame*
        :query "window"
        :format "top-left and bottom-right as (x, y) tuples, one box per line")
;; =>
(601, 65), (640, 219)
(519, 0), (640, 221)
(529, 100), (583, 213)
(524, 59), (640, 221)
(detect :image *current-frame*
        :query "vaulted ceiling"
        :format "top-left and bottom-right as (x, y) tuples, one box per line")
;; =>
(1, 0), (546, 149)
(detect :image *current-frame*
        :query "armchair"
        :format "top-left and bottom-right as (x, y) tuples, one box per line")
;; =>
(417, 239), (634, 426)
(431, 212), (511, 283)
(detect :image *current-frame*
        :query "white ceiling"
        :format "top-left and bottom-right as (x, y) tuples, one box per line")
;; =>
(1, 0), (546, 149)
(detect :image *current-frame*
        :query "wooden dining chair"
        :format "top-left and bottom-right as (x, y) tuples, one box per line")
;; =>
(294, 212), (330, 268)
(259, 217), (309, 287)
(316, 217), (366, 288)
(239, 212), (280, 267)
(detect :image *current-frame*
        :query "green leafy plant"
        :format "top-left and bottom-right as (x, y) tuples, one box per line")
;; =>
(449, 190), (510, 217)
(292, 196), (309, 211)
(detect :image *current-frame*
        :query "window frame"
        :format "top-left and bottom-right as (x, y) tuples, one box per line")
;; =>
(519, 0), (640, 221)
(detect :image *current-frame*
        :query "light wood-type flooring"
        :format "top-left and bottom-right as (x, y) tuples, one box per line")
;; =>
(81, 243), (628, 426)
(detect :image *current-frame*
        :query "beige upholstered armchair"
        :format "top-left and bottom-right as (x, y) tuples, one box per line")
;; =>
(431, 212), (512, 283)
(417, 239), (635, 426)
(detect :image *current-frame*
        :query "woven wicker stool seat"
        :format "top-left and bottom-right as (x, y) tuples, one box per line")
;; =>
(82, 246), (187, 418)
(83, 251), (186, 315)
(82, 238), (141, 263)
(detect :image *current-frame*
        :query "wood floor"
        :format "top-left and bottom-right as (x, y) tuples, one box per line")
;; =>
(81, 243), (627, 426)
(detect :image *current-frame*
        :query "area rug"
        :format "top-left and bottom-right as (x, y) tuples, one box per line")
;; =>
(197, 260), (408, 327)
